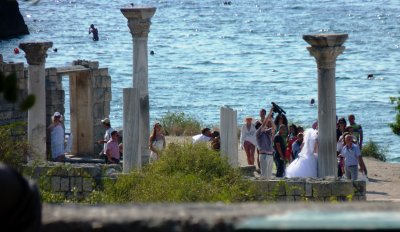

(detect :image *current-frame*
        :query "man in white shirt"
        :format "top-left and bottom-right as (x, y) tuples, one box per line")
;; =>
(98, 118), (114, 161)
(192, 127), (213, 144)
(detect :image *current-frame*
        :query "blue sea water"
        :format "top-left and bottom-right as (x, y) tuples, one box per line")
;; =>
(1, 0), (399, 162)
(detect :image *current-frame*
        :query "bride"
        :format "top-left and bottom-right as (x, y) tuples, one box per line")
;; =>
(285, 128), (318, 178)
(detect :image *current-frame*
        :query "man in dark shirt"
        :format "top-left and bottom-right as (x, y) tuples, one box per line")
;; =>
(274, 125), (287, 177)
(89, 24), (99, 41)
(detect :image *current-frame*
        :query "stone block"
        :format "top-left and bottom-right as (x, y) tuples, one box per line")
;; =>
(252, 179), (269, 193)
(104, 87), (112, 102)
(355, 195), (367, 201)
(331, 181), (354, 196)
(70, 177), (83, 192)
(99, 68), (108, 77)
(103, 101), (111, 117)
(268, 180), (286, 196)
(239, 165), (256, 177)
(305, 182), (313, 197)
(286, 181), (305, 196)
(17, 76), (27, 90)
(82, 166), (101, 177)
(83, 178), (93, 192)
(92, 69), (99, 77)
(92, 103), (105, 119)
(312, 181), (332, 197)
(46, 67), (57, 76)
(51, 176), (61, 192)
(294, 195), (306, 202)
(353, 180), (366, 196)
(60, 177), (70, 191)
(89, 61), (99, 69)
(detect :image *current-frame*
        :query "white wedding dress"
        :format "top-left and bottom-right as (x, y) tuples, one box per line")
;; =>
(285, 128), (318, 178)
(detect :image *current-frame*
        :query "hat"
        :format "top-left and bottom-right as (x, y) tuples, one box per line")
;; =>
(244, 115), (254, 122)
(101, 118), (110, 124)
(53, 112), (61, 117)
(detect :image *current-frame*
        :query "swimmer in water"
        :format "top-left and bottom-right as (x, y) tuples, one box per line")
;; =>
(89, 24), (99, 41)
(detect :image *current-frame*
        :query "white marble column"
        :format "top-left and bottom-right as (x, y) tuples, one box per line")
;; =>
(19, 42), (53, 161)
(303, 34), (348, 178)
(220, 106), (238, 166)
(123, 88), (141, 173)
(121, 6), (156, 163)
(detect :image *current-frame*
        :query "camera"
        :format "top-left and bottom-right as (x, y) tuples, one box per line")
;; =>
(271, 102), (286, 115)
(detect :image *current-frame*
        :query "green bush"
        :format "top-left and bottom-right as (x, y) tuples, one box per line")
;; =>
(159, 111), (202, 136)
(390, 96), (400, 136)
(362, 140), (387, 162)
(0, 122), (30, 172)
(86, 143), (258, 203)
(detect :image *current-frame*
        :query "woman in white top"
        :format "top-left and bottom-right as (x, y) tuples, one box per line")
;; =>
(240, 116), (257, 165)
(285, 128), (318, 178)
(47, 112), (65, 162)
(149, 122), (166, 163)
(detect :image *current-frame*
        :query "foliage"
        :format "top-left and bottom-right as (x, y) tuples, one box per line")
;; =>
(0, 122), (30, 171)
(389, 95), (400, 136)
(0, 71), (35, 111)
(158, 111), (202, 136)
(86, 143), (258, 203)
(362, 139), (387, 162)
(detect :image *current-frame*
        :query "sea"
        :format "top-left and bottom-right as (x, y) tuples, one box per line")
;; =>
(1, 0), (399, 162)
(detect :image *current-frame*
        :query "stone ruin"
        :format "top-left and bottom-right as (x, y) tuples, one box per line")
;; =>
(0, 58), (111, 157)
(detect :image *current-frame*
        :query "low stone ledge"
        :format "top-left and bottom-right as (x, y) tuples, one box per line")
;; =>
(42, 202), (400, 232)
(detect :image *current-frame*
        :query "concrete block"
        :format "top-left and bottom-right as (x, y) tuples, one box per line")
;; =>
(312, 181), (332, 197)
(286, 181), (305, 196)
(239, 165), (256, 177)
(268, 180), (286, 196)
(253, 179), (269, 193)
(305, 182), (313, 197)
(51, 176), (61, 192)
(70, 177), (83, 192)
(331, 181), (354, 196)
(60, 177), (70, 191)
(46, 67), (57, 76)
(83, 178), (93, 192)
(99, 68), (108, 76)
(353, 180), (366, 196)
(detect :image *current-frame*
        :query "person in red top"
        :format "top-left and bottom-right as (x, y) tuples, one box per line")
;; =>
(285, 124), (298, 163)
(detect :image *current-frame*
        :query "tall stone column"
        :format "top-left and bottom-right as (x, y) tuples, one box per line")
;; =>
(303, 34), (348, 178)
(19, 42), (53, 161)
(123, 88), (141, 173)
(121, 6), (156, 163)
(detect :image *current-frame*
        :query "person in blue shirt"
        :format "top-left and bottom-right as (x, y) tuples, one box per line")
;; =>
(340, 134), (366, 180)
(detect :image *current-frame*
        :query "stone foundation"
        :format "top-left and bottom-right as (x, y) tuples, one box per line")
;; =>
(25, 164), (365, 202)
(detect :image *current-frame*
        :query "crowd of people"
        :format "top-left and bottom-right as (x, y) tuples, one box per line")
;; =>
(239, 104), (368, 181)
(46, 106), (367, 181)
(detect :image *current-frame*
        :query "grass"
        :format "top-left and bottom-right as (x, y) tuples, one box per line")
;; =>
(84, 143), (259, 204)
(158, 111), (202, 136)
(0, 121), (30, 172)
(362, 139), (387, 162)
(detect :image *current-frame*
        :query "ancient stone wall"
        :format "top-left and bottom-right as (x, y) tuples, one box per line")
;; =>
(0, 61), (27, 126)
(26, 164), (365, 202)
(1, 57), (111, 157)
(26, 163), (121, 200)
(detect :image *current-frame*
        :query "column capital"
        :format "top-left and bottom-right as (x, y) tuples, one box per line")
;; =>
(306, 46), (345, 69)
(303, 34), (348, 69)
(19, 42), (53, 65)
(121, 6), (156, 38)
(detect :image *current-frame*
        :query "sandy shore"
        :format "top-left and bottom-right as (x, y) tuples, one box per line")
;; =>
(166, 136), (400, 202)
